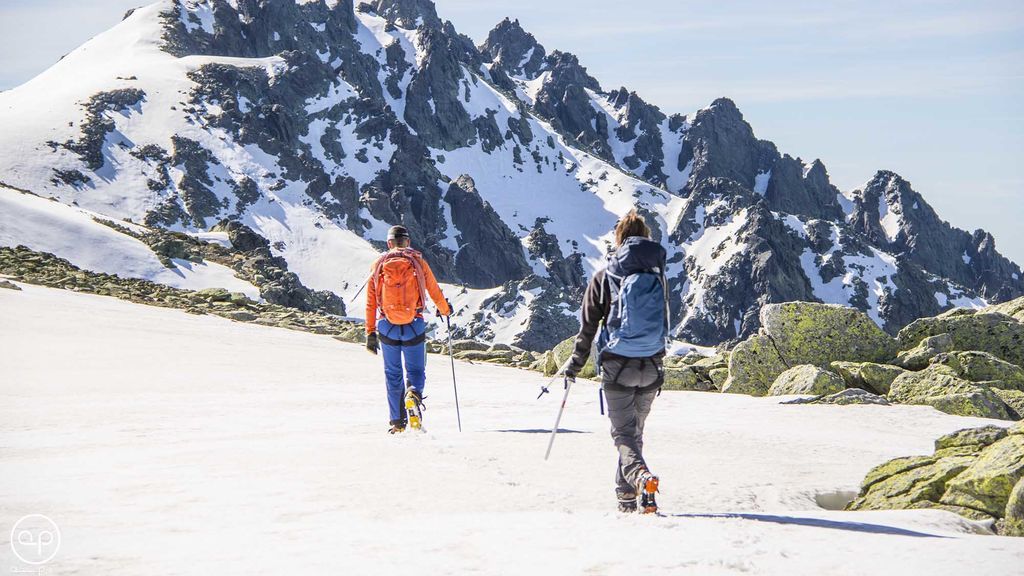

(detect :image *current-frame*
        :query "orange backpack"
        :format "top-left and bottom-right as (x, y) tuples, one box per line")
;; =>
(372, 248), (427, 325)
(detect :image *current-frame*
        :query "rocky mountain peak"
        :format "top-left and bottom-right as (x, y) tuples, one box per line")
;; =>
(481, 17), (546, 78)
(0, 0), (1020, 354)
(365, 0), (440, 29)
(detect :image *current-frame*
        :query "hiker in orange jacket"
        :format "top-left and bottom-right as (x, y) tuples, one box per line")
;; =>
(365, 225), (452, 433)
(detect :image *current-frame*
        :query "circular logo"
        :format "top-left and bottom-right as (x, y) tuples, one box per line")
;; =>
(10, 514), (60, 565)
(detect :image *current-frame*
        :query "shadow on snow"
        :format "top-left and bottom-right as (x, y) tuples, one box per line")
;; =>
(668, 513), (950, 539)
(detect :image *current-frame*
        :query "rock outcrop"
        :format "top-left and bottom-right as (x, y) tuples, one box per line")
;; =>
(768, 364), (846, 396)
(847, 423), (1024, 535)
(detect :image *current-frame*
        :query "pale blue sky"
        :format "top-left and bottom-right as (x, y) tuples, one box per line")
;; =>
(1, 0), (1021, 262)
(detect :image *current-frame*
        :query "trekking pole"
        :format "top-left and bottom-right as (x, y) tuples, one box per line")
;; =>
(544, 375), (573, 460)
(444, 316), (462, 432)
(537, 356), (573, 399)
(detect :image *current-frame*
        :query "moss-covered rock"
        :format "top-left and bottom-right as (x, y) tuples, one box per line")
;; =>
(953, 351), (1024, 390)
(451, 339), (490, 352)
(848, 422), (1024, 532)
(768, 364), (846, 396)
(453, 349), (516, 363)
(888, 366), (1016, 420)
(934, 426), (1008, 451)
(906, 501), (995, 521)
(995, 389), (1024, 419)
(847, 455), (976, 511)
(722, 334), (787, 396)
(760, 302), (897, 367)
(810, 388), (890, 405)
(548, 335), (596, 378)
(830, 361), (906, 395)
(985, 296), (1024, 323)
(897, 309), (1024, 367)
(859, 455), (936, 491)
(940, 434), (1024, 516)
(663, 366), (715, 391)
(894, 333), (953, 370)
(709, 367), (729, 390)
(1003, 477), (1024, 536)
(194, 287), (231, 302)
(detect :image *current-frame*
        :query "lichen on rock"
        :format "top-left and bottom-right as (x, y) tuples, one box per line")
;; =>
(830, 361), (906, 395)
(768, 364), (846, 396)
(722, 334), (787, 396)
(888, 366), (1016, 420)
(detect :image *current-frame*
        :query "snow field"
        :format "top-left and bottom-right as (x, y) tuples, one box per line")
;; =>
(1, 283), (1022, 575)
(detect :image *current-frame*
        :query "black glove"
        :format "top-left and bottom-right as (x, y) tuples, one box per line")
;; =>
(444, 298), (454, 317)
(565, 365), (578, 381)
(366, 332), (378, 355)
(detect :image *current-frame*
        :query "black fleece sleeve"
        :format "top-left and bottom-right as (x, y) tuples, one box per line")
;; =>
(567, 270), (609, 375)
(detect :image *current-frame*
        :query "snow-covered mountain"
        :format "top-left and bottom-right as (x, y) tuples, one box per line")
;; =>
(0, 0), (1020, 350)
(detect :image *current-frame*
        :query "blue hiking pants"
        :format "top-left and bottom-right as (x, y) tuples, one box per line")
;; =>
(377, 318), (427, 423)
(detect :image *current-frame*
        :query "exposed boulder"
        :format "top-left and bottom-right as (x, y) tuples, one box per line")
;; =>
(996, 390), (1024, 419)
(195, 287), (232, 302)
(934, 426), (1008, 452)
(847, 455), (977, 512)
(812, 388), (890, 405)
(830, 361), (906, 395)
(953, 351), (1024, 390)
(453, 349), (515, 362)
(708, 367), (729, 389)
(725, 303), (896, 396)
(768, 364), (846, 396)
(845, 422), (1024, 526)
(542, 335), (596, 378)
(940, 434), (1024, 516)
(0, 279), (21, 291)
(985, 296), (1024, 323)
(722, 334), (787, 396)
(898, 309), (1024, 367)
(888, 366), (1016, 420)
(450, 339), (490, 352)
(760, 302), (897, 367)
(894, 333), (953, 370)
(1004, 477), (1024, 536)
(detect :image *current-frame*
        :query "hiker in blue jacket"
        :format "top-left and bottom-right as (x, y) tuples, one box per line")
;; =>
(565, 210), (669, 514)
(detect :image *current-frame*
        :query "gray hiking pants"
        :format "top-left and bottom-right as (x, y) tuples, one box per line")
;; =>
(605, 386), (657, 496)
(601, 355), (662, 497)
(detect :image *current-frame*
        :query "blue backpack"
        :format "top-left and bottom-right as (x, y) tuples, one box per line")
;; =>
(596, 237), (669, 366)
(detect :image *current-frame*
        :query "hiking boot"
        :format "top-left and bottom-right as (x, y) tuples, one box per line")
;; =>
(405, 388), (424, 430)
(636, 472), (659, 514)
(617, 493), (638, 513)
(388, 418), (407, 434)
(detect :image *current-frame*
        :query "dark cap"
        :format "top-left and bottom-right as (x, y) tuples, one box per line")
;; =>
(387, 225), (410, 241)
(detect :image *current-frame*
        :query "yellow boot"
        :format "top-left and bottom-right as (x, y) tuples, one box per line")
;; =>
(405, 388), (424, 431)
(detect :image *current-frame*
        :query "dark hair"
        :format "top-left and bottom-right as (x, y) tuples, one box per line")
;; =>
(614, 209), (651, 245)
(387, 225), (411, 248)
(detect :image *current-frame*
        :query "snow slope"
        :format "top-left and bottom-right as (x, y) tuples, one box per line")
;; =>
(2, 283), (1022, 575)
(0, 186), (260, 298)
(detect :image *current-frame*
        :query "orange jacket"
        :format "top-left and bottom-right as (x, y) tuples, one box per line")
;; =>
(365, 248), (451, 334)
